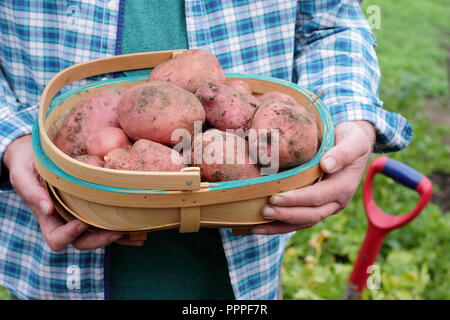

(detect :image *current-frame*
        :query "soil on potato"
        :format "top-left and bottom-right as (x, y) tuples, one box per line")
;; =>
(430, 171), (450, 213)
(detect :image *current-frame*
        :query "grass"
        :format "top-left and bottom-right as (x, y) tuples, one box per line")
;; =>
(282, 0), (450, 300)
(0, 286), (9, 300)
(1, 0), (449, 300)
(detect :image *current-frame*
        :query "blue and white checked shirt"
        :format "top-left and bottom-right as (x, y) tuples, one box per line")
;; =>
(0, 0), (412, 300)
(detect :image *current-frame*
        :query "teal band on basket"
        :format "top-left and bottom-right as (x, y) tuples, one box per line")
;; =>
(33, 74), (335, 194)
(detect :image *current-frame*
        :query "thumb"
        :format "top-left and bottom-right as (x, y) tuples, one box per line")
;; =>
(320, 122), (372, 174)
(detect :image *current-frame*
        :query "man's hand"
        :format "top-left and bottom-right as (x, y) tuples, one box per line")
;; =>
(3, 135), (144, 251)
(252, 121), (375, 235)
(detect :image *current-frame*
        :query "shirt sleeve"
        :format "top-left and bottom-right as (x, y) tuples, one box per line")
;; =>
(293, 0), (412, 153)
(0, 66), (38, 177)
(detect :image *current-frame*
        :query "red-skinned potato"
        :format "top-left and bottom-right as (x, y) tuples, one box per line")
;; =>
(117, 81), (205, 145)
(226, 79), (252, 95)
(196, 83), (259, 131)
(85, 127), (130, 158)
(192, 129), (260, 182)
(73, 155), (105, 167)
(149, 49), (226, 93)
(104, 139), (186, 172)
(249, 100), (319, 169)
(53, 87), (125, 156)
(258, 91), (297, 105)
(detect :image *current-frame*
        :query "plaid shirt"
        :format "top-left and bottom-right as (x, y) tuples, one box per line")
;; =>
(0, 0), (412, 300)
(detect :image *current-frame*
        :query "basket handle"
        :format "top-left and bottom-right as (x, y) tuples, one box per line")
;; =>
(39, 50), (186, 116)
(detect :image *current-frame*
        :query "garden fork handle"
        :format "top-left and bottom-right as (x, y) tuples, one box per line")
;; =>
(343, 157), (432, 300)
(343, 224), (387, 299)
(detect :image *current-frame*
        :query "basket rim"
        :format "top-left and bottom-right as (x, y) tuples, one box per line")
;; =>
(33, 73), (334, 195)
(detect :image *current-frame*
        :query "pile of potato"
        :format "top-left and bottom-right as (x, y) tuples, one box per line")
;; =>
(53, 49), (319, 182)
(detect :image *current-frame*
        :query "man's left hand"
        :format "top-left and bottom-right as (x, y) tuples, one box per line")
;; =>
(252, 120), (375, 235)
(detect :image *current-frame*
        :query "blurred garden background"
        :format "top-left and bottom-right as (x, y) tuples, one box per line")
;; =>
(282, 0), (450, 300)
(1, 0), (449, 300)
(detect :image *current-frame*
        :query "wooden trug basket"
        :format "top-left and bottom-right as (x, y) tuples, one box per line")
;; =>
(33, 50), (335, 237)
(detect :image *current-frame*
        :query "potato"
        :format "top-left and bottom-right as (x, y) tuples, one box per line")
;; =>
(103, 147), (131, 170)
(258, 91), (297, 105)
(117, 81), (205, 145)
(73, 155), (105, 167)
(53, 87), (125, 156)
(149, 49), (226, 93)
(226, 79), (252, 95)
(196, 82), (259, 131)
(192, 129), (260, 182)
(85, 127), (130, 158)
(104, 139), (186, 172)
(249, 100), (319, 169)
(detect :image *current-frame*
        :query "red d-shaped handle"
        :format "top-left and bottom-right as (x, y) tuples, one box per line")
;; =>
(363, 156), (433, 231)
(344, 156), (433, 299)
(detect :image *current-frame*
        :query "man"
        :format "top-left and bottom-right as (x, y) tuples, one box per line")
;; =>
(0, 0), (411, 299)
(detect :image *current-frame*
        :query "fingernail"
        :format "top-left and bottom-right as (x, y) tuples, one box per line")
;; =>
(269, 195), (283, 205)
(39, 200), (51, 215)
(262, 206), (277, 219)
(253, 227), (267, 234)
(110, 234), (123, 242)
(323, 157), (336, 172)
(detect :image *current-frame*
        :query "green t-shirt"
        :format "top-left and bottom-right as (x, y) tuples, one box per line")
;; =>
(108, 0), (235, 300)
(120, 0), (188, 77)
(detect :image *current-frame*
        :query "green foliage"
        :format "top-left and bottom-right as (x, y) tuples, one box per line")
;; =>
(282, 186), (450, 300)
(282, 0), (450, 300)
(367, 0), (450, 101)
(0, 286), (10, 300)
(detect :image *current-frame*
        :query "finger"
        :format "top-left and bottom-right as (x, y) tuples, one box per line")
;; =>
(261, 202), (341, 225)
(321, 122), (371, 174)
(35, 168), (47, 187)
(37, 214), (89, 252)
(115, 237), (145, 246)
(10, 164), (53, 216)
(252, 221), (316, 235)
(269, 168), (356, 207)
(72, 230), (123, 251)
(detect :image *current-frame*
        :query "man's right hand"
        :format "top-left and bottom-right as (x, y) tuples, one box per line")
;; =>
(3, 135), (144, 251)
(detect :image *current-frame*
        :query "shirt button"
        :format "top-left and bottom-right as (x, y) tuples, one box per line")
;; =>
(107, 0), (117, 11)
